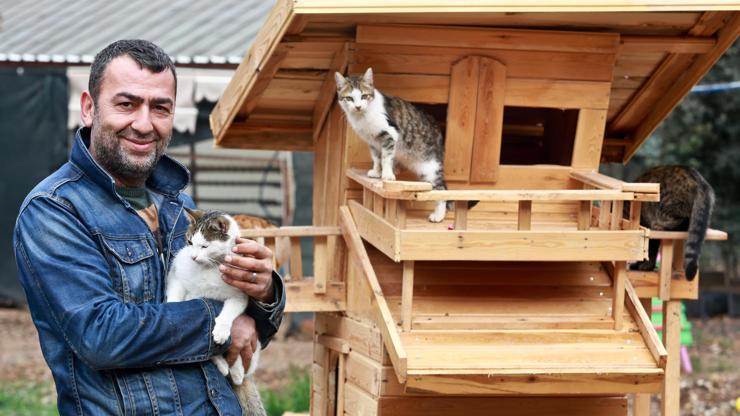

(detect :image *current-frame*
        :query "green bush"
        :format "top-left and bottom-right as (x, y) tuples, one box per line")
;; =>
(261, 367), (311, 416)
(0, 381), (58, 416)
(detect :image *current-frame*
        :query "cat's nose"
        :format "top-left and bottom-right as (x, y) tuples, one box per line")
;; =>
(191, 254), (198, 261)
(354, 105), (362, 111)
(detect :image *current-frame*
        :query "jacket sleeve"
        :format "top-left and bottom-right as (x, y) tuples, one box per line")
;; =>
(246, 270), (286, 348)
(14, 195), (229, 370)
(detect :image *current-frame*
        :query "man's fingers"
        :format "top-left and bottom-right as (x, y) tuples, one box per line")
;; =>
(233, 238), (273, 260)
(240, 343), (255, 369)
(225, 348), (240, 367)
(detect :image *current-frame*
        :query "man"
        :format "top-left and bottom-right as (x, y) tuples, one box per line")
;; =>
(14, 39), (285, 415)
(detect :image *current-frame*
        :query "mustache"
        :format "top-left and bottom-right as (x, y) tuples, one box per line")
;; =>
(117, 127), (161, 142)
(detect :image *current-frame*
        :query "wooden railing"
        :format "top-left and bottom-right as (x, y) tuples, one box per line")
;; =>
(240, 226), (345, 312)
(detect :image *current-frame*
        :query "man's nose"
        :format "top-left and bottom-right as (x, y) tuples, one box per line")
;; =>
(131, 107), (154, 135)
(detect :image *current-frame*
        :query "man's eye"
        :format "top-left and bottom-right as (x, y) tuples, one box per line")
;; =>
(118, 102), (133, 109)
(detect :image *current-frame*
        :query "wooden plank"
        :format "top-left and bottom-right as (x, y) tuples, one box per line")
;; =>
(336, 353), (346, 416)
(385, 198), (398, 224)
(340, 206), (408, 383)
(405, 372), (661, 396)
(470, 58), (506, 183)
(635, 296), (654, 416)
(620, 35), (716, 53)
(413, 188), (635, 202)
(662, 300), (682, 416)
(241, 47), (289, 116)
(599, 201), (612, 229)
(295, 2), (738, 12)
(285, 281), (345, 312)
(444, 56), (479, 181)
(344, 383), (378, 416)
(505, 78), (611, 109)
(210, 0), (294, 142)
(610, 200), (624, 230)
(629, 201), (642, 230)
(625, 279), (668, 368)
(378, 396), (629, 416)
(216, 130), (313, 151)
(313, 42), (349, 139)
(401, 261), (415, 332)
(373, 192), (385, 217)
(572, 109), (608, 169)
(612, 261), (627, 330)
(659, 240), (674, 301)
(289, 237), (303, 279)
(374, 73), (450, 103)
(578, 200), (592, 230)
(316, 314), (385, 363)
(314, 236), (328, 294)
(348, 200), (400, 262)
(628, 271), (698, 300)
(517, 200), (532, 230)
(649, 228), (728, 240)
(356, 24), (620, 54)
(399, 229), (647, 261)
(570, 170), (659, 194)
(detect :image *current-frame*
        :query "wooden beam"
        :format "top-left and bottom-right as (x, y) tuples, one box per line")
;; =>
(572, 109), (608, 169)
(517, 200), (532, 230)
(661, 300), (682, 416)
(621, 35), (716, 54)
(216, 130), (314, 151)
(241, 47), (289, 115)
(285, 281), (345, 312)
(625, 280), (668, 368)
(401, 261), (415, 332)
(454, 203), (468, 230)
(240, 226), (341, 238)
(318, 334), (350, 354)
(340, 206), (408, 383)
(578, 200), (592, 230)
(314, 236), (328, 294)
(444, 56), (479, 181)
(659, 240), (674, 301)
(612, 261), (627, 330)
(211, 0), (295, 142)
(313, 43), (349, 139)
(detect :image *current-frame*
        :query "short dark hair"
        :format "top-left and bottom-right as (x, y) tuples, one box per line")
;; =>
(89, 39), (177, 102)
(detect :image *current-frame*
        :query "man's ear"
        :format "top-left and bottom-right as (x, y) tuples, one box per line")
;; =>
(80, 90), (94, 128)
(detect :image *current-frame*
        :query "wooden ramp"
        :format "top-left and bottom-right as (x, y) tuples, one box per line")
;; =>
(341, 206), (666, 396)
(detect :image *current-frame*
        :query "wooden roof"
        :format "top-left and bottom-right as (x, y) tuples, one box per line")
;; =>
(210, 0), (740, 163)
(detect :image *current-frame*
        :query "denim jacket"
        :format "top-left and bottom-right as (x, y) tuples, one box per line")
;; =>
(14, 128), (285, 415)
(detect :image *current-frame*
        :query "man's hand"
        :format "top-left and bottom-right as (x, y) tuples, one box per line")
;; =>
(219, 237), (275, 303)
(226, 314), (258, 368)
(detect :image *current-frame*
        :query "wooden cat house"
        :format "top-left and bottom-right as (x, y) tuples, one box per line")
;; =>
(209, 2), (738, 415)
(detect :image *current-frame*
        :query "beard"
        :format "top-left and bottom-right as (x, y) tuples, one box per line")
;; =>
(90, 112), (171, 185)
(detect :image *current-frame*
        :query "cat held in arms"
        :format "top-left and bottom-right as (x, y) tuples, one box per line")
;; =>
(628, 165), (715, 280)
(335, 67), (476, 222)
(166, 208), (266, 416)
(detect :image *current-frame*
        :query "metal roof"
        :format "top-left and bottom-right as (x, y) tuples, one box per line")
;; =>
(0, 0), (275, 66)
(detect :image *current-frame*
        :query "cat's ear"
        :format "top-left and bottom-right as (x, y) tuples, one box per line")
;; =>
(334, 72), (347, 89)
(209, 217), (230, 234)
(363, 67), (374, 85)
(184, 207), (205, 224)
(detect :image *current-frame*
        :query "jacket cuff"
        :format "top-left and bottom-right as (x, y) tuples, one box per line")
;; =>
(246, 271), (285, 348)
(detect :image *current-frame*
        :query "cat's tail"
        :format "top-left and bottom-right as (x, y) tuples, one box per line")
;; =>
(234, 375), (266, 416)
(684, 171), (715, 280)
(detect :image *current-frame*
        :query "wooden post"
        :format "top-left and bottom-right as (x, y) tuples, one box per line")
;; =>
(401, 261), (415, 332)
(634, 296), (653, 416)
(289, 237), (303, 280)
(659, 240), (674, 301)
(373, 194), (384, 217)
(629, 200), (642, 230)
(336, 353), (346, 416)
(599, 201), (612, 229)
(662, 300), (681, 416)
(455, 202), (468, 230)
(673, 240), (685, 276)
(314, 236), (328, 294)
(518, 200), (532, 231)
(610, 200), (624, 230)
(613, 261), (627, 330)
(397, 200), (407, 229)
(265, 237), (278, 271)
(577, 200), (591, 230)
(385, 198), (398, 224)
(363, 188), (373, 210)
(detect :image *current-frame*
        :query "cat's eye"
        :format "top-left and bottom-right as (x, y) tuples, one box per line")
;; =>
(200, 244), (209, 249)
(342, 96), (353, 101)
(361, 94), (371, 100)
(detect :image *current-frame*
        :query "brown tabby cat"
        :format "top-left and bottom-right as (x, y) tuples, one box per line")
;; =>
(627, 165), (715, 280)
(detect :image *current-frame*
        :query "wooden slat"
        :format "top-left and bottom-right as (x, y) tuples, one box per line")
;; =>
(470, 58), (506, 183)
(240, 47), (289, 115)
(240, 226), (341, 238)
(216, 130), (314, 151)
(349, 200), (400, 261)
(659, 240), (674, 301)
(444, 56), (479, 181)
(314, 235), (328, 294)
(517, 200), (532, 230)
(628, 271), (698, 300)
(318, 334), (350, 354)
(454, 203), (468, 230)
(340, 206), (408, 382)
(649, 228), (728, 240)
(356, 24), (620, 54)
(289, 237), (303, 279)
(578, 200), (592, 230)
(620, 35), (716, 53)
(612, 261), (627, 330)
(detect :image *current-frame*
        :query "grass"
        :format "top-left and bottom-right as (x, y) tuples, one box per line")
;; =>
(0, 381), (57, 416)
(261, 367), (311, 416)
(0, 368), (311, 416)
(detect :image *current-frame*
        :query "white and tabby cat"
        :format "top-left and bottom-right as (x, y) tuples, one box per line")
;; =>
(335, 67), (475, 222)
(166, 208), (265, 416)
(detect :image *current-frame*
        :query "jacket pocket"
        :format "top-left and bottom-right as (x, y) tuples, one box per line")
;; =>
(101, 235), (156, 304)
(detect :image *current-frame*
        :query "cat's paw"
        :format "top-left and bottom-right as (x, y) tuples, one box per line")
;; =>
(367, 169), (381, 178)
(212, 322), (231, 345)
(230, 363), (245, 385)
(212, 356), (230, 376)
(381, 171), (396, 181)
(428, 211), (445, 223)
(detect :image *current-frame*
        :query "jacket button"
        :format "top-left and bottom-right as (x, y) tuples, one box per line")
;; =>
(210, 388), (218, 397)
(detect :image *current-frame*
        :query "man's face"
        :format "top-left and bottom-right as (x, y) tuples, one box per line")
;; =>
(84, 56), (175, 187)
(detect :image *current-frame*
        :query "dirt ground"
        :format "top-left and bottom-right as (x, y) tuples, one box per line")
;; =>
(1, 308), (737, 415)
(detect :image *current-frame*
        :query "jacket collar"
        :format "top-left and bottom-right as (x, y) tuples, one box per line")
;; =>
(70, 127), (190, 198)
